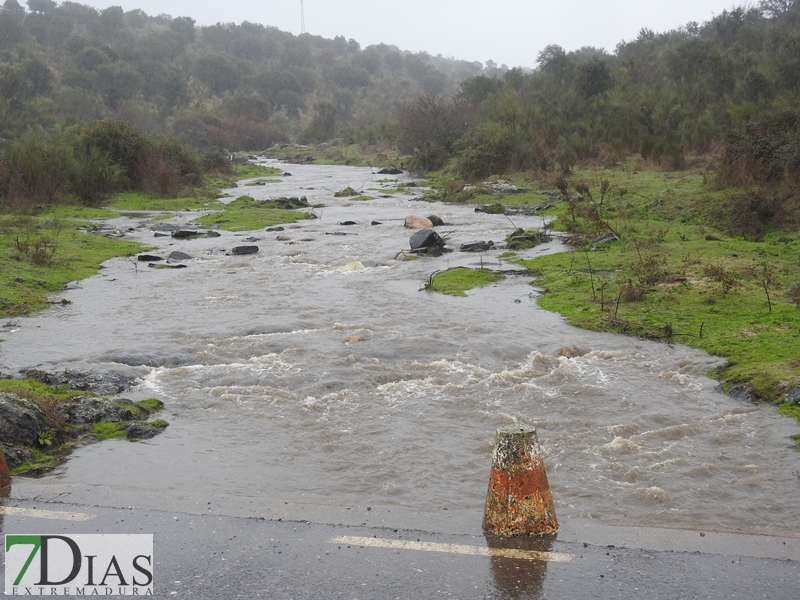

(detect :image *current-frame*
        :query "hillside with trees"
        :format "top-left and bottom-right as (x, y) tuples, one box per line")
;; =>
(400, 2), (800, 185)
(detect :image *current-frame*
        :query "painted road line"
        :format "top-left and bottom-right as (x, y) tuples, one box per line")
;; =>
(0, 506), (96, 521)
(329, 536), (573, 563)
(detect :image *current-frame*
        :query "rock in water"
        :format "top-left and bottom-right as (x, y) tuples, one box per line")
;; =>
(427, 215), (444, 226)
(409, 228), (444, 252)
(405, 215), (433, 229)
(460, 241), (495, 252)
(229, 246), (259, 255)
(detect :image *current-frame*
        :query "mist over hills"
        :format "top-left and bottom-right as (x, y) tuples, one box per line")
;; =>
(1, 0), (799, 204)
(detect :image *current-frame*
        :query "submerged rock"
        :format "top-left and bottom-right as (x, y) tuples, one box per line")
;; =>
(460, 240), (495, 252)
(229, 245), (259, 255)
(122, 421), (168, 440)
(172, 230), (221, 239)
(334, 187), (358, 197)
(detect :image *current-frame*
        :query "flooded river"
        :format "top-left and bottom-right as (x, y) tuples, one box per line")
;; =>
(2, 161), (799, 535)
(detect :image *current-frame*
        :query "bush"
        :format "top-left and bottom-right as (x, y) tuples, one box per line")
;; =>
(456, 123), (512, 180)
(0, 132), (70, 208)
(717, 110), (800, 188)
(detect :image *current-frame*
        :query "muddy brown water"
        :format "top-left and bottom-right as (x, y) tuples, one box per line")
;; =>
(2, 161), (799, 534)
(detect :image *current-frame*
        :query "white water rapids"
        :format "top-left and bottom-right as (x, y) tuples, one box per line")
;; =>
(2, 161), (799, 535)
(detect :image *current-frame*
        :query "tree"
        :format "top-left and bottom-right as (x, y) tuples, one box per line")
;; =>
(252, 70), (302, 109)
(96, 61), (142, 108)
(760, 0), (794, 17)
(300, 102), (338, 143)
(170, 16), (196, 44)
(537, 44), (573, 81)
(398, 93), (469, 171)
(194, 54), (242, 95)
(26, 0), (56, 14)
(459, 74), (503, 104)
(575, 58), (613, 99)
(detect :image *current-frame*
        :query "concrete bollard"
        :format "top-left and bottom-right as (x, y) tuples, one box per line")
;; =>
(0, 446), (11, 488)
(482, 425), (558, 537)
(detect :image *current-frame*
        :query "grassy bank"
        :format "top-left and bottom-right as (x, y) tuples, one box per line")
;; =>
(0, 213), (142, 318)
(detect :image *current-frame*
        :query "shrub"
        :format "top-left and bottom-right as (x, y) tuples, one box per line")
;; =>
(716, 110), (800, 188)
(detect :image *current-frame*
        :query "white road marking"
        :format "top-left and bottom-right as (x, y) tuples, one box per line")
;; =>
(0, 507), (96, 521)
(329, 536), (573, 562)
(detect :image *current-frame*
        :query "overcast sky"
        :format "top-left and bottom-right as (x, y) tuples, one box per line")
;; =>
(80, 0), (742, 67)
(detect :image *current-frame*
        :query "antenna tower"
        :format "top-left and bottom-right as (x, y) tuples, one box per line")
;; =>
(300, 0), (306, 34)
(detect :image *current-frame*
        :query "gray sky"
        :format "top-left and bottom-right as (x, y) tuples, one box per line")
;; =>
(82, 0), (741, 67)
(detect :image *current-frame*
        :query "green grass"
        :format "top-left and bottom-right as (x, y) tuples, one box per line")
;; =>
(426, 267), (501, 296)
(194, 195), (314, 231)
(107, 192), (222, 211)
(39, 205), (119, 220)
(0, 379), (89, 403)
(0, 215), (143, 317)
(90, 421), (126, 440)
(351, 195), (375, 201)
(138, 398), (164, 412)
(233, 163), (282, 178)
(516, 215), (800, 402)
(10, 448), (59, 475)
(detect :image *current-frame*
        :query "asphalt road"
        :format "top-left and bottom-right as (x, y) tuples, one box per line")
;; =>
(0, 489), (797, 599)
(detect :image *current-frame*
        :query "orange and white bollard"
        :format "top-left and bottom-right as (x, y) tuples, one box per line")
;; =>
(482, 425), (558, 537)
(0, 446), (11, 488)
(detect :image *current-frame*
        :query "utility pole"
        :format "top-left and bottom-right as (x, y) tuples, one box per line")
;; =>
(300, 0), (305, 34)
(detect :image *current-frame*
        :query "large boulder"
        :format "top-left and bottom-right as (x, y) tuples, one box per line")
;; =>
(57, 396), (120, 424)
(0, 392), (48, 448)
(405, 215), (433, 229)
(409, 229), (445, 254)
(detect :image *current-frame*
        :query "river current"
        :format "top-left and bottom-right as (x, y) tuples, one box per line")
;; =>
(2, 161), (799, 535)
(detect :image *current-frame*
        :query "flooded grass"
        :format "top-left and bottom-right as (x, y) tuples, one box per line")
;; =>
(426, 267), (501, 297)
(108, 192), (221, 212)
(0, 215), (143, 317)
(194, 195), (315, 231)
(517, 221), (800, 405)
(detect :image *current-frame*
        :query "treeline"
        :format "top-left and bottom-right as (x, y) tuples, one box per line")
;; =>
(0, 0), (482, 149)
(398, 1), (800, 190)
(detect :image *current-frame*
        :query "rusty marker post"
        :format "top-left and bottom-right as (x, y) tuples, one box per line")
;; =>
(482, 425), (558, 537)
(0, 446), (11, 488)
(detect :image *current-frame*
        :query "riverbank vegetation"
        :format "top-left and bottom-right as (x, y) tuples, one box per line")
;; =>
(0, 211), (142, 316)
(0, 379), (167, 473)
